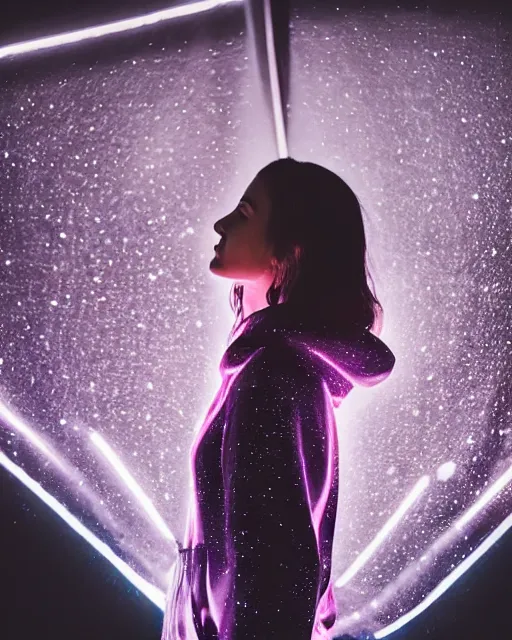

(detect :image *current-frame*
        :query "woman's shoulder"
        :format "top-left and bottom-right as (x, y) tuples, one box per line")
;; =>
(236, 339), (320, 391)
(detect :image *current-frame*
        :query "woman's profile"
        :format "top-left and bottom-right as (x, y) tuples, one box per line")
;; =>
(161, 158), (396, 639)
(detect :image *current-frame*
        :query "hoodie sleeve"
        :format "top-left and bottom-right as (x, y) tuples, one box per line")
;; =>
(220, 348), (325, 640)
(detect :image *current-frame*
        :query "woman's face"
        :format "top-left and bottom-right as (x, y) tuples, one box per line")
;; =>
(210, 174), (275, 283)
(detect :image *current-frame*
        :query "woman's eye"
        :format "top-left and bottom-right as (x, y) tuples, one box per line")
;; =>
(237, 206), (247, 218)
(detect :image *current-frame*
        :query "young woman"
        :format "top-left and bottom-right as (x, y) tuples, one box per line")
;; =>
(161, 158), (396, 640)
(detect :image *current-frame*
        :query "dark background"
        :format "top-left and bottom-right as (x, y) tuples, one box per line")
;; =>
(1, 1), (511, 638)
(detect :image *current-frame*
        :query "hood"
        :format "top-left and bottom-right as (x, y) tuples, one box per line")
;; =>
(219, 302), (396, 408)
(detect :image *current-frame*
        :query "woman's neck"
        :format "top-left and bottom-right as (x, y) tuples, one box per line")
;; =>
(240, 273), (275, 318)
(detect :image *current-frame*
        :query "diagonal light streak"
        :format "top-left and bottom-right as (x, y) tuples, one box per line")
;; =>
(0, 451), (166, 610)
(90, 430), (176, 545)
(374, 509), (512, 638)
(0, 399), (166, 555)
(370, 461), (512, 607)
(455, 462), (512, 531)
(0, 0), (243, 60)
(335, 475), (430, 588)
(0, 400), (67, 472)
(339, 462), (512, 636)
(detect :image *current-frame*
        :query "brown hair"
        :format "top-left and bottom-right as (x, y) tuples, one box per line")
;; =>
(228, 158), (383, 344)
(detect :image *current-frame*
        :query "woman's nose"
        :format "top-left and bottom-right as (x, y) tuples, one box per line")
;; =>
(214, 220), (225, 236)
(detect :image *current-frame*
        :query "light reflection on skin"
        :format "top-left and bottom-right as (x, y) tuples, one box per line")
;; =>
(210, 173), (277, 319)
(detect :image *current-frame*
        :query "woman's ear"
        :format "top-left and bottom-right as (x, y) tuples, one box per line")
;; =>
(270, 257), (284, 287)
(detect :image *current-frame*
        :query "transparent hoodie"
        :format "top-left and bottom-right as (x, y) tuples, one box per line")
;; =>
(161, 302), (396, 640)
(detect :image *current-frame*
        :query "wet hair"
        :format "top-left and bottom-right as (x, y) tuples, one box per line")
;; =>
(228, 157), (384, 344)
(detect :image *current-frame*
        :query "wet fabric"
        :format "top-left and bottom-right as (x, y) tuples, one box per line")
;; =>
(161, 302), (396, 640)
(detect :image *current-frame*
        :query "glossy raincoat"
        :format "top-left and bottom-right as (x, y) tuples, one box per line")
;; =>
(161, 302), (396, 640)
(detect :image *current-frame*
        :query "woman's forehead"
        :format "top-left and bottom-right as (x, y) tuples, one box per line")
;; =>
(243, 174), (270, 215)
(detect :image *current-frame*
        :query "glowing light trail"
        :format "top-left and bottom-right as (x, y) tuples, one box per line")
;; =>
(337, 462), (512, 637)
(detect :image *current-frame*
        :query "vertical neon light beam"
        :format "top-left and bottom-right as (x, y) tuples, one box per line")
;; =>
(261, 0), (288, 158)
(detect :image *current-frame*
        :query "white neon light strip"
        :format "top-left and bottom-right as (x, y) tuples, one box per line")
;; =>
(455, 462), (512, 531)
(368, 461), (512, 614)
(0, 400), (66, 472)
(350, 463), (512, 637)
(375, 509), (512, 638)
(335, 475), (430, 588)
(0, 0), (243, 60)
(0, 451), (166, 611)
(90, 431), (176, 544)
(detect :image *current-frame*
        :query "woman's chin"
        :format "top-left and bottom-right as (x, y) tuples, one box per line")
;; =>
(209, 256), (229, 276)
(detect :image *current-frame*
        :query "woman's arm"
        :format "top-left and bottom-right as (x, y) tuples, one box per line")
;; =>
(221, 351), (325, 640)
